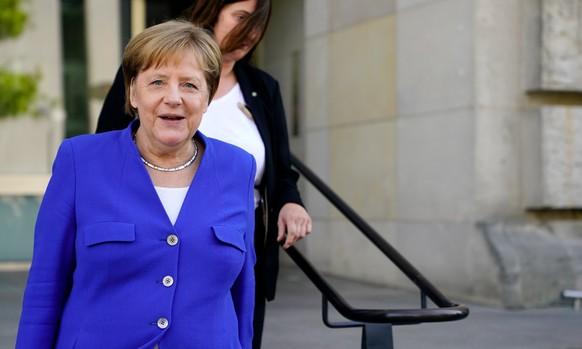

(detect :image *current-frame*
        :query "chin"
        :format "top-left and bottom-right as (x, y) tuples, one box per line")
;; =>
(157, 133), (189, 146)
(225, 50), (247, 63)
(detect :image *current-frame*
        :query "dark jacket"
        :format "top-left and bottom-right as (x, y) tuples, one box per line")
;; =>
(96, 61), (304, 300)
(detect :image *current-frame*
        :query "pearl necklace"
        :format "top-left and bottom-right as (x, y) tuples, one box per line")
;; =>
(134, 134), (198, 172)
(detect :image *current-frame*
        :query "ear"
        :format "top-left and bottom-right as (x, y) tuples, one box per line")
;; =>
(129, 77), (138, 109)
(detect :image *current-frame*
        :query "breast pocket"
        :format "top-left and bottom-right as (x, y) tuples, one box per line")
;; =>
(80, 222), (137, 273)
(212, 225), (247, 281)
(212, 225), (247, 252)
(84, 222), (135, 246)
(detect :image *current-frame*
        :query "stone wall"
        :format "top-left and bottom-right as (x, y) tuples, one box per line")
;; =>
(270, 0), (582, 307)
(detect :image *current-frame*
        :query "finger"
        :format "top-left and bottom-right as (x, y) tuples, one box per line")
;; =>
(284, 222), (300, 248)
(295, 225), (306, 239)
(284, 231), (300, 249)
(284, 235), (294, 249)
(276, 220), (286, 242)
(286, 220), (298, 239)
(306, 221), (313, 235)
(297, 221), (309, 238)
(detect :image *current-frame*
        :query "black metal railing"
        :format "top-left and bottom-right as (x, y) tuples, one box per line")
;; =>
(282, 154), (469, 348)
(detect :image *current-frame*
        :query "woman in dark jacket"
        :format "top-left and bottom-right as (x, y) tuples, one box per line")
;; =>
(96, 1), (312, 348)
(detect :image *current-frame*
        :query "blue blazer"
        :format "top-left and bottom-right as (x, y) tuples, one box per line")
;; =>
(16, 121), (257, 348)
(96, 61), (305, 301)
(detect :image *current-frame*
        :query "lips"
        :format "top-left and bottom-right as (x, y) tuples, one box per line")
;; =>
(159, 114), (185, 120)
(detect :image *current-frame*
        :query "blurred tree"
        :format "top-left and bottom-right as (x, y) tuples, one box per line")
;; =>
(0, 0), (28, 40)
(0, 0), (39, 119)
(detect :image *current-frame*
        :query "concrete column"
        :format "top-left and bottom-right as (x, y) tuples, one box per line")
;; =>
(84, 0), (122, 132)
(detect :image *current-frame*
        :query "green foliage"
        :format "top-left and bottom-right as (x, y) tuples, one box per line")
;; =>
(0, 0), (39, 118)
(0, 0), (29, 40)
(0, 68), (39, 118)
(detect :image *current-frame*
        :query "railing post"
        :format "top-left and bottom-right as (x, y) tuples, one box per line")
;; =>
(361, 323), (394, 349)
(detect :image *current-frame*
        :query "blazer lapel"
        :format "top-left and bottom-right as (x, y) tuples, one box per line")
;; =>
(173, 132), (214, 229)
(235, 63), (270, 148)
(118, 121), (174, 229)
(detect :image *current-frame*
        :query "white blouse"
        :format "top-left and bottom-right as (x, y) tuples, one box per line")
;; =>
(154, 186), (189, 225)
(198, 83), (266, 208)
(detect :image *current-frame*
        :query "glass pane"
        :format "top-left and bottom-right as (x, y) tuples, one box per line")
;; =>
(61, 0), (89, 137)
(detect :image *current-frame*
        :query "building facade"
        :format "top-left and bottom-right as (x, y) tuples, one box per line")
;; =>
(1, 0), (582, 308)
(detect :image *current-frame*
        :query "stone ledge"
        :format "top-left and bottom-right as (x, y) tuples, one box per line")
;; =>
(479, 220), (582, 308)
(562, 289), (582, 310)
(0, 175), (50, 196)
(0, 261), (30, 271)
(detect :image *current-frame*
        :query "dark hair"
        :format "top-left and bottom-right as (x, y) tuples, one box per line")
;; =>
(183, 0), (271, 55)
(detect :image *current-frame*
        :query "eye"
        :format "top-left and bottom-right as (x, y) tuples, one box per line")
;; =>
(150, 80), (164, 86)
(183, 82), (198, 90)
(234, 11), (249, 22)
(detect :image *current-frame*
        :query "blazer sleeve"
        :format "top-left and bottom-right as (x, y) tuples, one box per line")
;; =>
(95, 66), (134, 133)
(268, 79), (303, 212)
(16, 140), (77, 348)
(230, 157), (257, 348)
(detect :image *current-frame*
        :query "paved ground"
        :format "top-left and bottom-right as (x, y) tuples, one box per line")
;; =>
(262, 265), (582, 349)
(2, 263), (582, 348)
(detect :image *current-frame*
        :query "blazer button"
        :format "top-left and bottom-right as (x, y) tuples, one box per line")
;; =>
(166, 234), (178, 246)
(162, 276), (174, 287)
(157, 317), (169, 329)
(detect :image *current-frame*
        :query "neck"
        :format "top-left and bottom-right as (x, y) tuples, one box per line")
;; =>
(222, 59), (235, 78)
(214, 61), (237, 99)
(134, 130), (195, 168)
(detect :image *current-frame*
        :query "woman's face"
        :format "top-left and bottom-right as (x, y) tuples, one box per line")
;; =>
(214, 0), (259, 64)
(130, 53), (209, 150)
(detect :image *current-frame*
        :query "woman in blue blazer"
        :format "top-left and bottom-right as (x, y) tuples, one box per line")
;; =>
(16, 20), (256, 348)
(96, 1), (312, 347)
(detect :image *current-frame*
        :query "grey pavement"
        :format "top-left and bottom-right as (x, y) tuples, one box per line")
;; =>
(2, 263), (582, 349)
(262, 265), (582, 349)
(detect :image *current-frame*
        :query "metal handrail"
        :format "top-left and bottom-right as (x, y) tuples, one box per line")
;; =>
(285, 153), (469, 326)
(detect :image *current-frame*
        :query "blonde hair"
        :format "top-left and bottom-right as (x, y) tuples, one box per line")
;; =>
(122, 20), (222, 116)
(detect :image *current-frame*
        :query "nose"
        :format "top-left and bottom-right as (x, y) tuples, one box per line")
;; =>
(163, 84), (182, 106)
(246, 30), (260, 47)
